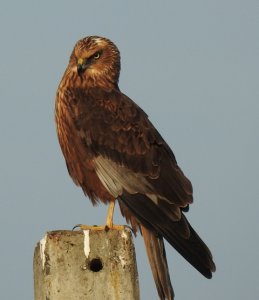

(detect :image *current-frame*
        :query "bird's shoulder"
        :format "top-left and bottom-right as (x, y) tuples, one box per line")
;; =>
(65, 86), (176, 174)
(71, 87), (148, 123)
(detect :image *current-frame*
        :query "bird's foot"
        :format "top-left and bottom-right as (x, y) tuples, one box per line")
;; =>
(73, 224), (127, 231)
(73, 199), (130, 232)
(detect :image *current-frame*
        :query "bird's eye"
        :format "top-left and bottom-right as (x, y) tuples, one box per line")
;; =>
(94, 52), (100, 59)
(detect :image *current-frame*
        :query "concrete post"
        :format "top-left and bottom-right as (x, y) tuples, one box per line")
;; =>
(33, 229), (139, 300)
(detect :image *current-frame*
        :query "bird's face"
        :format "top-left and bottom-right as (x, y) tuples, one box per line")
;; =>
(67, 36), (121, 88)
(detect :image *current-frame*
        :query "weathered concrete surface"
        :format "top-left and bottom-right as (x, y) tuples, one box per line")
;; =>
(34, 229), (139, 300)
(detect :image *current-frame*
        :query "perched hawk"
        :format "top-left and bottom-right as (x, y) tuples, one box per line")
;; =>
(55, 36), (215, 300)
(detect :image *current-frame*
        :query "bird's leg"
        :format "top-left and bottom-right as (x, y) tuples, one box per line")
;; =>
(105, 198), (116, 228)
(77, 199), (125, 231)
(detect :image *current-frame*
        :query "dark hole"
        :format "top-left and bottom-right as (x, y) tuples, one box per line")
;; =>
(89, 258), (103, 272)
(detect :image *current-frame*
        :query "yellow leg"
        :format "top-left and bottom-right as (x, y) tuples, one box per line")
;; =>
(76, 199), (125, 231)
(106, 198), (115, 228)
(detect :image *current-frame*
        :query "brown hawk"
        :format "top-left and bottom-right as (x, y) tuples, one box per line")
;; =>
(55, 36), (215, 300)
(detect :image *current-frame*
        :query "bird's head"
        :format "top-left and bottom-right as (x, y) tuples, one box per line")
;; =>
(66, 36), (121, 89)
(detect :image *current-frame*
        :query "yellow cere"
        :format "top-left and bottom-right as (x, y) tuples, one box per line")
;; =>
(77, 58), (84, 65)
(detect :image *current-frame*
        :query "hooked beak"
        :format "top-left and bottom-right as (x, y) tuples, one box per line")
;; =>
(77, 58), (88, 75)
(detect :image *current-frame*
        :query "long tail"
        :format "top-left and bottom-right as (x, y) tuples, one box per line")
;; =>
(120, 192), (216, 279)
(141, 225), (174, 300)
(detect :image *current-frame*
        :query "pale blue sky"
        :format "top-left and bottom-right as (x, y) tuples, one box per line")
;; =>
(0, 1), (258, 299)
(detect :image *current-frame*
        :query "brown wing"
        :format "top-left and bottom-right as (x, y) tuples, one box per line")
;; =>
(72, 87), (193, 205)
(62, 87), (215, 278)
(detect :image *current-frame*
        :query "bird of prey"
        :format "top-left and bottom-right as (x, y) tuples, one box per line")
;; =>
(55, 36), (215, 300)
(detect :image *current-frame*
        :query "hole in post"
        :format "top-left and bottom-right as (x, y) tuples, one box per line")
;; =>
(89, 258), (103, 272)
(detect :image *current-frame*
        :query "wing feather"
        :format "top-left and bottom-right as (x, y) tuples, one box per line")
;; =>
(72, 87), (192, 208)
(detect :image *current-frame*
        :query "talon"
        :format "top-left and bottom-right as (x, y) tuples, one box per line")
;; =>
(72, 224), (82, 231)
(72, 199), (129, 232)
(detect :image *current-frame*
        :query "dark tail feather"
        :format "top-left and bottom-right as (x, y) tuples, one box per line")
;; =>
(119, 192), (216, 279)
(162, 216), (216, 279)
(141, 225), (174, 300)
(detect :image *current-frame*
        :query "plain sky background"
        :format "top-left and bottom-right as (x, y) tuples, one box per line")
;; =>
(0, 1), (258, 299)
